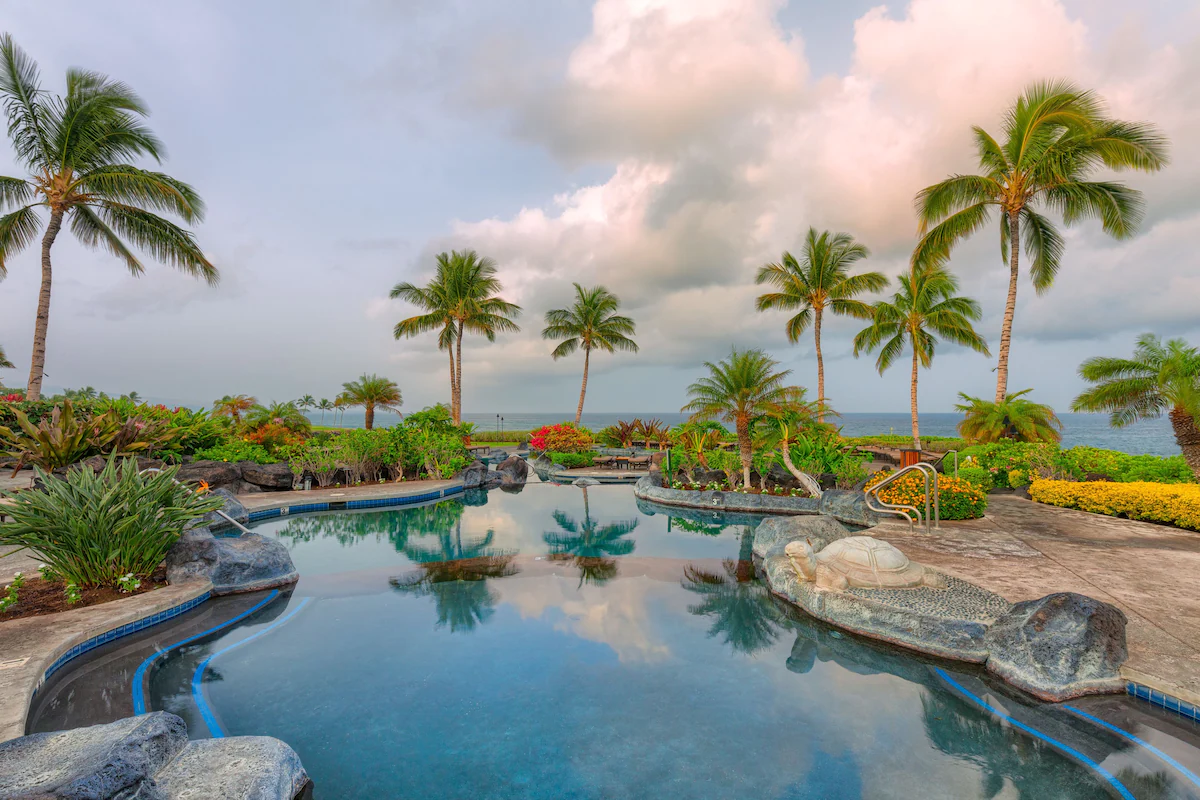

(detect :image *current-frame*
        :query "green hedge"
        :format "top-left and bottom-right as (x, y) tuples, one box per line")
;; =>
(549, 452), (595, 469)
(958, 442), (1193, 487)
(842, 435), (967, 453)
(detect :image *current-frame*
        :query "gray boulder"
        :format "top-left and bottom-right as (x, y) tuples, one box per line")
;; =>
(984, 592), (1128, 701)
(495, 455), (529, 485)
(752, 515), (853, 559)
(689, 467), (726, 487)
(239, 462), (294, 491)
(454, 460), (500, 489)
(817, 489), (881, 527)
(175, 460), (242, 493)
(155, 737), (310, 800)
(573, 477), (600, 487)
(766, 463), (800, 491)
(0, 711), (187, 800)
(167, 528), (299, 595)
(190, 488), (249, 530)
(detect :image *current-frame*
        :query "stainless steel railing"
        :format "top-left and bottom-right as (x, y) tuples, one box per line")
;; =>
(863, 462), (940, 534)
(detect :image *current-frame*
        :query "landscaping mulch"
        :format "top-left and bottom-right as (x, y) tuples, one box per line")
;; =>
(0, 567), (167, 622)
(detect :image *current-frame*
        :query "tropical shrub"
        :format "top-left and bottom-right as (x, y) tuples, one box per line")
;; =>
(472, 429), (533, 444)
(549, 452), (595, 469)
(1029, 479), (1200, 531)
(865, 471), (988, 520)
(1007, 469), (1030, 489)
(957, 442), (1063, 488)
(841, 435), (967, 453)
(530, 422), (594, 454)
(0, 459), (221, 587)
(956, 465), (994, 492)
(243, 423), (304, 453)
(194, 439), (278, 464)
(785, 433), (868, 476)
(337, 428), (392, 483)
(280, 440), (342, 488)
(834, 458), (868, 490)
(0, 401), (176, 473)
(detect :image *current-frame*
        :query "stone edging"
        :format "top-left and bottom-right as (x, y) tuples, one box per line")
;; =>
(0, 581), (213, 743)
(631, 476), (879, 527)
(241, 484), (464, 523)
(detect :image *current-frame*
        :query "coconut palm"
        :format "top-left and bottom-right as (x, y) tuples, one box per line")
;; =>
(392, 250), (520, 424)
(316, 398), (333, 425)
(853, 263), (990, 450)
(682, 348), (797, 487)
(0, 36), (216, 401)
(296, 394), (315, 412)
(955, 389), (1062, 444)
(755, 229), (887, 421)
(756, 391), (831, 497)
(913, 81), (1168, 404)
(543, 488), (638, 587)
(0, 345), (12, 370)
(681, 530), (785, 656)
(245, 400), (310, 433)
(340, 374), (402, 430)
(1071, 334), (1200, 479)
(542, 284), (638, 424)
(212, 394), (256, 425)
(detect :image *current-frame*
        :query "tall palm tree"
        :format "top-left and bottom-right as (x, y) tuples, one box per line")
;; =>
(542, 284), (638, 424)
(340, 373), (402, 430)
(316, 398), (333, 425)
(682, 348), (797, 486)
(296, 394), (315, 412)
(543, 487), (638, 588)
(755, 229), (887, 421)
(853, 263), (990, 450)
(955, 388), (1062, 444)
(913, 80), (1168, 403)
(1071, 334), (1200, 479)
(212, 394), (256, 425)
(392, 250), (520, 424)
(0, 36), (217, 401)
(0, 344), (12, 370)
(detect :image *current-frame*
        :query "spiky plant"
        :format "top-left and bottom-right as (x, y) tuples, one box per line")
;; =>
(955, 389), (1062, 444)
(914, 80), (1168, 403)
(0, 35), (216, 400)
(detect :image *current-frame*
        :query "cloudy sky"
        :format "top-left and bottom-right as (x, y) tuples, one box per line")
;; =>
(0, 0), (1197, 414)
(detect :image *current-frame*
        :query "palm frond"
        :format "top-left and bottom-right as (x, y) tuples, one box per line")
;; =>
(69, 205), (142, 274)
(95, 202), (217, 285)
(75, 165), (203, 222)
(0, 203), (43, 275)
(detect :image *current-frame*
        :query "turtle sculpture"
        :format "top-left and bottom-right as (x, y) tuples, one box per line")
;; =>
(784, 536), (946, 592)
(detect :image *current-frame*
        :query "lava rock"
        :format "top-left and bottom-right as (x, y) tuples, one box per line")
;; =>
(0, 711), (187, 800)
(191, 488), (250, 529)
(573, 477), (600, 487)
(175, 460), (243, 493)
(984, 592), (1128, 701)
(154, 737), (310, 800)
(817, 489), (881, 527)
(240, 462), (295, 491)
(455, 460), (501, 489)
(752, 515), (854, 559)
(495, 455), (529, 485)
(167, 530), (298, 595)
(767, 463), (800, 491)
(689, 467), (726, 487)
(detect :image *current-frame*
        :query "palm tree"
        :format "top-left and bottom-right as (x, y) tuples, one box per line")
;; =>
(682, 348), (796, 487)
(755, 229), (887, 420)
(543, 487), (638, 587)
(756, 391), (831, 497)
(681, 530), (785, 656)
(913, 81), (1168, 403)
(296, 394), (315, 412)
(1071, 334), (1200, 479)
(0, 36), (217, 401)
(0, 345), (12, 370)
(542, 284), (638, 424)
(212, 394), (256, 425)
(853, 263), (990, 450)
(956, 389), (1062, 444)
(122, 391), (141, 404)
(245, 400), (310, 432)
(63, 386), (98, 401)
(340, 374), (402, 430)
(392, 250), (521, 423)
(316, 398), (333, 425)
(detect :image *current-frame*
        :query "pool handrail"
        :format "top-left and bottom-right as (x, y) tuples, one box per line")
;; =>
(863, 462), (940, 534)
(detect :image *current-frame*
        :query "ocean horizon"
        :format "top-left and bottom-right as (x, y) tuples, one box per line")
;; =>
(302, 409), (1180, 457)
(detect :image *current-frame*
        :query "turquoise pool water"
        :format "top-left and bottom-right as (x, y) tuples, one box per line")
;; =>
(27, 485), (1200, 799)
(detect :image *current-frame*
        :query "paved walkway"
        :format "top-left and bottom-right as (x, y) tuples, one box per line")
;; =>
(870, 495), (1200, 706)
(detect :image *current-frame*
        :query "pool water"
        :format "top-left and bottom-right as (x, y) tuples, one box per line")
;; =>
(27, 485), (1200, 799)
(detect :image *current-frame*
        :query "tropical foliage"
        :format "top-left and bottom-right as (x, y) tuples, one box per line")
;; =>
(529, 422), (594, 454)
(0, 35), (216, 400)
(0, 459), (220, 587)
(543, 284), (638, 423)
(212, 394), (257, 424)
(865, 470), (988, 520)
(853, 262), (989, 450)
(1030, 479), (1200, 532)
(913, 80), (1168, 403)
(955, 389), (1062, 444)
(245, 400), (310, 433)
(339, 373), (402, 430)
(392, 249), (520, 423)
(1071, 334), (1200, 480)
(0, 400), (174, 473)
(755, 228), (886, 420)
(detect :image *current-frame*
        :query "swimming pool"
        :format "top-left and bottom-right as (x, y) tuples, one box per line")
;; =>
(27, 484), (1200, 799)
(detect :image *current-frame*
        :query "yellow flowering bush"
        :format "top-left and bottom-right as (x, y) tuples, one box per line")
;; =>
(1029, 480), (1200, 531)
(865, 471), (988, 520)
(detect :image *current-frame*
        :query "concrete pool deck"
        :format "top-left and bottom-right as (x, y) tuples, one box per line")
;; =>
(868, 494), (1200, 708)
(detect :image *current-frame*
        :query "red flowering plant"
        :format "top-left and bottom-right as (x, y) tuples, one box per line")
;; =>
(530, 422), (594, 454)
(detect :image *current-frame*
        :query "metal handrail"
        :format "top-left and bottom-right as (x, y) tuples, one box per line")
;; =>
(863, 462), (940, 534)
(139, 468), (253, 536)
(944, 450), (959, 477)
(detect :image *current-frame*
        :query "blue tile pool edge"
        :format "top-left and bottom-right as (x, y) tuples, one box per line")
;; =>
(36, 588), (213, 688)
(1127, 681), (1200, 724)
(242, 483), (464, 523)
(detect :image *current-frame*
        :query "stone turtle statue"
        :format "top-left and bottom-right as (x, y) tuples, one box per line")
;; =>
(785, 535), (946, 591)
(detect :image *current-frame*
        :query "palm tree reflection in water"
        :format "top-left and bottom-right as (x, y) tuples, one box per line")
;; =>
(543, 487), (638, 588)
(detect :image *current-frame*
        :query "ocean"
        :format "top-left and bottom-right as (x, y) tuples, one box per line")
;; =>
(305, 410), (1180, 457)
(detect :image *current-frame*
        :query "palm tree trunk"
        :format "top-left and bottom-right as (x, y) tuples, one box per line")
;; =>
(575, 347), (590, 424)
(448, 347), (457, 418)
(365, 402), (375, 430)
(1169, 406), (1200, 480)
(26, 209), (65, 402)
(736, 415), (752, 487)
(814, 306), (825, 423)
(779, 440), (823, 498)
(910, 347), (921, 451)
(454, 322), (464, 424)
(995, 209), (1021, 404)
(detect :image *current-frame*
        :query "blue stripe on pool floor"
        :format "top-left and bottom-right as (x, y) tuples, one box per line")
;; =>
(933, 668), (1136, 800)
(1064, 704), (1200, 791)
(191, 597), (312, 738)
(131, 590), (280, 715)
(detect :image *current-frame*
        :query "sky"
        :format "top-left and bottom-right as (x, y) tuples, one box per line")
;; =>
(0, 0), (1198, 415)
